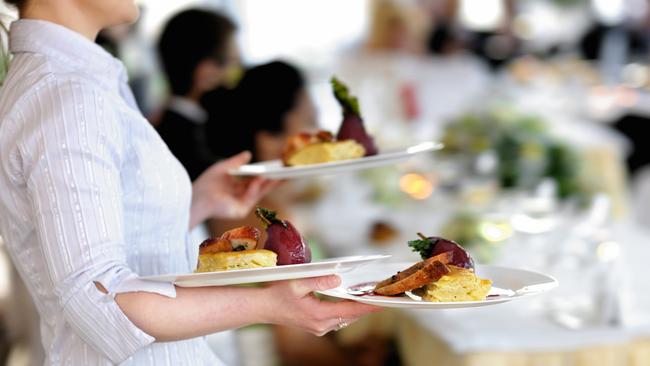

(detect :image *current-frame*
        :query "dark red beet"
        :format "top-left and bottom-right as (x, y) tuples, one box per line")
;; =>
(409, 233), (475, 270)
(427, 237), (474, 270)
(331, 77), (378, 156)
(256, 208), (311, 265)
(337, 113), (378, 156)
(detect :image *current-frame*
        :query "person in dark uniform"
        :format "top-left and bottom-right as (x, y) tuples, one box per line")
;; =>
(203, 61), (317, 163)
(156, 9), (239, 180)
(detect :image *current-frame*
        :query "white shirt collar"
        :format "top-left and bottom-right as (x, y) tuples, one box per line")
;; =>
(168, 96), (208, 125)
(9, 19), (127, 93)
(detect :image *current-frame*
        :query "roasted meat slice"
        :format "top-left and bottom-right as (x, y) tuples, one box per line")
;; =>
(199, 238), (232, 255)
(373, 252), (453, 296)
(221, 226), (261, 251)
(374, 260), (451, 296)
(373, 251), (453, 290)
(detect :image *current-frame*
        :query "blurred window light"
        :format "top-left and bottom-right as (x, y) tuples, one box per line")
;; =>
(511, 0), (592, 50)
(459, 0), (505, 32)
(591, 0), (625, 25)
(237, 0), (369, 67)
(625, 0), (648, 22)
(138, 0), (226, 38)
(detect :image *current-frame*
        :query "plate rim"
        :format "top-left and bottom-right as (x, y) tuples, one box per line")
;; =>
(139, 254), (392, 282)
(229, 141), (443, 177)
(317, 263), (558, 307)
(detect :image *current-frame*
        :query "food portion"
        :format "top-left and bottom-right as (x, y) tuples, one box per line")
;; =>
(408, 233), (475, 270)
(195, 208), (313, 272)
(256, 207), (312, 265)
(279, 77), (378, 167)
(196, 249), (277, 272)
(196, 226), (277, 272)
(331, 77), (378, 156)
(414, 266), (492, 302)
(373, 233), (491, 302)
(282, 130), (365, 167)
(374, 252), (453, 296)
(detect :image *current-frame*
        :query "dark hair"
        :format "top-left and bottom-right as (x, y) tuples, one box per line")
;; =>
(204, 60), (306, 160)
(158, 8), (236, 96)
(4, 0), (23, 6)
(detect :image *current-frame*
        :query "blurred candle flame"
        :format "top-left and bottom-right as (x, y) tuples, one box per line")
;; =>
(399, 173), (434, 200)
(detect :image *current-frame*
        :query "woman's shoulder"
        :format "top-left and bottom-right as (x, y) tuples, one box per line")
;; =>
(0, 54), (125, 159)
(0, 53), (110, 121)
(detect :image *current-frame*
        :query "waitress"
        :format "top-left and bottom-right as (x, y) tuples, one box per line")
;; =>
(0, 0), (378, 364)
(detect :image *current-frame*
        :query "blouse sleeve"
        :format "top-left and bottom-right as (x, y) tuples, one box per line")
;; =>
(18, 76), (176, 364)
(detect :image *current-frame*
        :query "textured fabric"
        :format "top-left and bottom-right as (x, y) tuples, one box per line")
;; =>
(0, 19), (221, 365)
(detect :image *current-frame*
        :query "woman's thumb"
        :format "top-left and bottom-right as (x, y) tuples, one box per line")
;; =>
(293, 275), (342, 295)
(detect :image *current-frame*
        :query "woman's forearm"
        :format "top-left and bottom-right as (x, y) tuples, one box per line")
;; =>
(114, 286), (268, 342)
(189, 191), (211, 230)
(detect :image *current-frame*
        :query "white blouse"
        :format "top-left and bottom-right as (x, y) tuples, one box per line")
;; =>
(0, 20), (222, 365)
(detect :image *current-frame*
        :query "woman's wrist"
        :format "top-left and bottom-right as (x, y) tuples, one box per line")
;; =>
(201, 285), (275, 327)
(245, 285), (275, 325)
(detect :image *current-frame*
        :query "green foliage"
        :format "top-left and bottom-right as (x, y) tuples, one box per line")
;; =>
(331, 76), (361, 117)
(408, 238), (433, 260)
(0, 21), (10, 86)
(442, 106), (582, 199)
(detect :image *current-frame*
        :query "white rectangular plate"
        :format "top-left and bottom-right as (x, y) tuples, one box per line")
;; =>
(229, 141), (443, 179)
(318, 262), (558, 309)
(140, 255), (391, 287)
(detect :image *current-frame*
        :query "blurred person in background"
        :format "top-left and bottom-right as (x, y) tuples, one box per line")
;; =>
(580, 1), (650, 174)
(0, 1), (380, 365)
(426, 0), (469, 56)
(205, 59), (335, 366)
(206, 59), (395, 366)
(366, 0), (432, 54)
(205, 60), (317, 162)
(157, 8), (240, 181)
(206, 60), (317, 235)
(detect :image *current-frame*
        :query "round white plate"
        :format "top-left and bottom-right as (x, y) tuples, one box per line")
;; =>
(318, 262), (558, 309)
(229, 141), (443, 179)
(140, 255), (391, 287)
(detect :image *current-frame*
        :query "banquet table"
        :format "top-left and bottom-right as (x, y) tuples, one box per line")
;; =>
(338, 310), (650, 366)
(298, 166), (650, 366)
(332, 217), (650, 366)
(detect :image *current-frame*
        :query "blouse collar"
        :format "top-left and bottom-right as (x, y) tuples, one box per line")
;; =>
(9, 19), (127, 92)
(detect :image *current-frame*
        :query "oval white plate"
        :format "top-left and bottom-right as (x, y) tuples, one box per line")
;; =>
(229, 141), (443, 179)
(140, 255), (391, 287)
(318, 262), (558, 309)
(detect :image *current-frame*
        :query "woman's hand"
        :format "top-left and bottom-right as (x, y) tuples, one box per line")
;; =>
(114, 275), (381, 342)
(190, 151), (280, 229)
(258, 275), (382, 336)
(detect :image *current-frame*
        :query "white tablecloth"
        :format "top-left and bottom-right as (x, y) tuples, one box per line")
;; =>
(303, 173), (650, 354)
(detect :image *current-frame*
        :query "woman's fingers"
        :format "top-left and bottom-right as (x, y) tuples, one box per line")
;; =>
(218, 151), (252, 171)
(236, 177), (266, 213)
(239, 177), (279, 208)
(259, 179), (282, 196)
(312, 316), (361, 336)
(263, 276), (382, 336)
(318, 300), (382, 320)
(290, 275), (342, 296)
